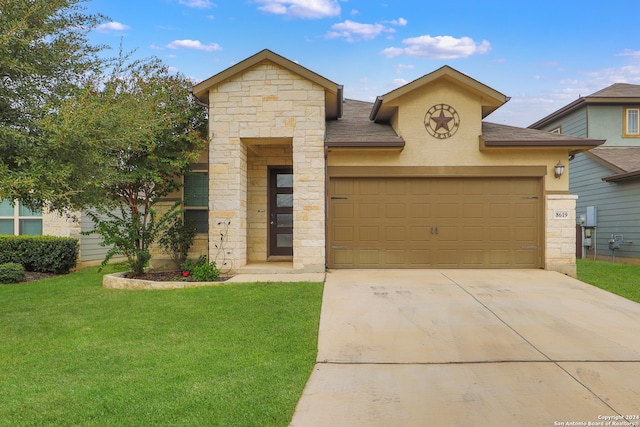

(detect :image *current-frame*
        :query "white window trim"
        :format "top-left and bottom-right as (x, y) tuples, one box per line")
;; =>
(624, 107), (640, 137)
(0, 200), (43, 236)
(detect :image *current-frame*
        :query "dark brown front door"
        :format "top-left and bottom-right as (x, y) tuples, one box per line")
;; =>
(269, 167), (293, 257)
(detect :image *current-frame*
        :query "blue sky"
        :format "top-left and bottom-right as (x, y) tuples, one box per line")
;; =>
(85, 0), (640, 127)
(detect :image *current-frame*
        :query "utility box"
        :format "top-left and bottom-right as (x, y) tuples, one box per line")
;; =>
(585, 206), (597, 227)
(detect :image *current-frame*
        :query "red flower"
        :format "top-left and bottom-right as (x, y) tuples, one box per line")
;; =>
(183, 271), (189, 277)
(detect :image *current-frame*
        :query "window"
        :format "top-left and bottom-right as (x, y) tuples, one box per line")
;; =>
(0, 200), (43, 235)
(184, 172), (208, 234)
(624, 107), (640, 137)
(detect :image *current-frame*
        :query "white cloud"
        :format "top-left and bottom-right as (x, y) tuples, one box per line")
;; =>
(395, 63), (414, 74)
(384, 17), (407, 27)
(616, 49), (640, 59)
(179, 0), (214, 8)
(95, 22), (130, 34)
(581, 65), (640, 87)
(326, 20), (395, 42)
(255, 0), (341, 19)
(166, 39), (222, 52)
(381, 35), (491, 59)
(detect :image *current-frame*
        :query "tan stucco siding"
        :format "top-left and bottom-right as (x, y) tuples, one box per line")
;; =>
(329, 80), (570, 193)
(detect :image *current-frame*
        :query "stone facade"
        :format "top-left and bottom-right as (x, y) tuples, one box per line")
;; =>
(545, 194), (578, 276)
(207, 62), (327, 273)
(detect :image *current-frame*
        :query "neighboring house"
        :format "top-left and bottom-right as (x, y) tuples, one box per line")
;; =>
(0, 201), (109, 266)
(191, 49), (604, 277)
(529, 83), (640, 263)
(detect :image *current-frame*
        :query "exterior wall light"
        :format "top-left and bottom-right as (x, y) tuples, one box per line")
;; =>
(554, 161), (565, 178)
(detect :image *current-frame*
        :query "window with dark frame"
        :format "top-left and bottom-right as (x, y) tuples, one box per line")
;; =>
(184, 172), (208, 234)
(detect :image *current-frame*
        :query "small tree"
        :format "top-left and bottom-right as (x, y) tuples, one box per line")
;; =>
(158, 215), (197, 270)
(46, 54), (208, 274)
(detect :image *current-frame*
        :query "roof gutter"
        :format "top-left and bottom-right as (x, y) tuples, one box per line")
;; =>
(191, 89), (209, 108)
(602, 170), (640, 182)
(369, 96), (384, 121)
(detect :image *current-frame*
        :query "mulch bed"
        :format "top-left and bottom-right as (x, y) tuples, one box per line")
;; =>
(127, 271), (230, 282)
(17, 271), (230, 284)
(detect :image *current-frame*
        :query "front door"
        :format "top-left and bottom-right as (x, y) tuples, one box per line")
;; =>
(268, 167), (294, 257)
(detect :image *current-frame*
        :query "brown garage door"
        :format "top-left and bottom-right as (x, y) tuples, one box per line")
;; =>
(328, 177), (542, 268)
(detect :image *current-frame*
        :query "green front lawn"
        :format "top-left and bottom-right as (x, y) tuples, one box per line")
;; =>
(577, 259), (640, 303)
(0, 265), (324, 426)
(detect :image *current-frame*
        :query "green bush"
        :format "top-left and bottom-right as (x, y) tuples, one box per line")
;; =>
(181, 256), (219, 282)
(0, 236), (78, 274)
(0, 263), (26, 284)
(158, 216), (196, 269)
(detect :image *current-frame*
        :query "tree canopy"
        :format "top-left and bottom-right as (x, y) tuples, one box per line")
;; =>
(0, 0), (107, 208)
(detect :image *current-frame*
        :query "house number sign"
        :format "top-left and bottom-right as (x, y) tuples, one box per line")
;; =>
(554, 210), (570, 219)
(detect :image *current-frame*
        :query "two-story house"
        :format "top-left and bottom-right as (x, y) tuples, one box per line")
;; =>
(529, 83), (640, 263)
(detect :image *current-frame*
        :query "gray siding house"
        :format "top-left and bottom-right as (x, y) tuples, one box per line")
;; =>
(530, 83), (640, 263)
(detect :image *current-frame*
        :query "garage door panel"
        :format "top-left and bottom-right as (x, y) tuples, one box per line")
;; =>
(411, 226), (432, 242)
(359, 226), (380, 241)
(411, 203), (432, 218)
(332, 203), (354, 219)
(438, 203), (459, 218)
(386, 226), (406, 241)
(463, 203), (484, 218)
(462, 226), (483, 241)
(359, 204), (379, 218)
(358, 249), (380, 265)
(385, 203), (406, 218)
(329, 177), (541, 269)
(489, 203), (510, 218)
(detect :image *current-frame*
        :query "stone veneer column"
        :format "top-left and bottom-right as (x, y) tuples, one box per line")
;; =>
(208, 63), (326, 273)
(545, 194), (578, 277)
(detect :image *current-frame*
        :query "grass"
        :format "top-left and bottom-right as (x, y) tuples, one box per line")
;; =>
(0, 265), (324, 426)
(577, 259), (640, 303)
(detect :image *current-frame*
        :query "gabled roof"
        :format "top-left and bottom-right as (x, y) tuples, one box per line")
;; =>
(586, 147), (640, 182)
(192, 49), (343, 120)
(370, 65), (509, 123)
(325, 99), (405, 150)
(529, 83), (640, 129)
(481, 122), (605, 155)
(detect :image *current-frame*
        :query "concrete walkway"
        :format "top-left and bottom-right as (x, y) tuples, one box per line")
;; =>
(289, 269), (640, 426)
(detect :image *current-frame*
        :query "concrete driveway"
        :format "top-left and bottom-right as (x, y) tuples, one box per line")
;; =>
(289, 269), (640, 426)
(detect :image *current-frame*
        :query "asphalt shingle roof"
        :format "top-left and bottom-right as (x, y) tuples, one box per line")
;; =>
(325, 99), (404, 144)
(588, 147), (640, 173)
(588, 83), (640, 98)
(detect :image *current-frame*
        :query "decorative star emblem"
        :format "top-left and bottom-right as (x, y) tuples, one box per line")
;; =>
(424, 104), (460, 139)
(430, 109), (453, 131)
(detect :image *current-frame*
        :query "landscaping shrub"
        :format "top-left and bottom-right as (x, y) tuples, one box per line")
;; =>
(181, 256), (220, 281)
(158, 216), (196, 269)
(0, 263), (26, 284)
(0, 236), (78, 274)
